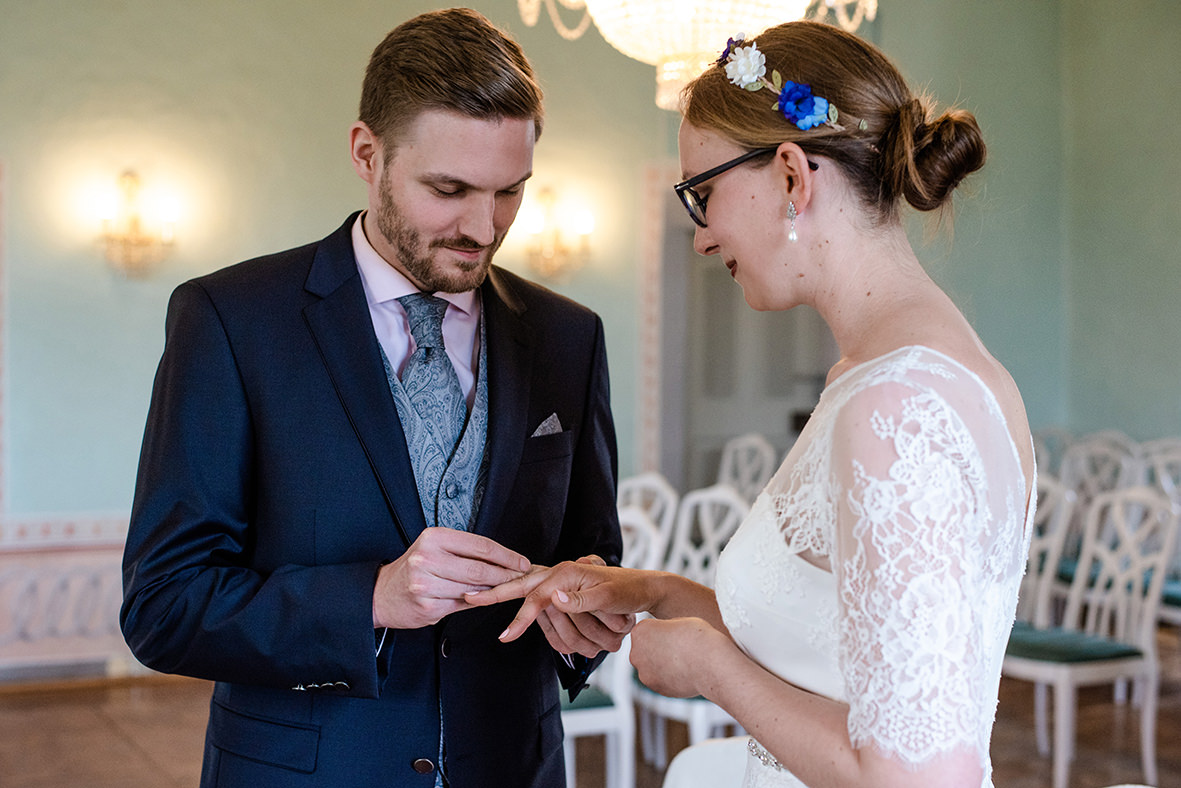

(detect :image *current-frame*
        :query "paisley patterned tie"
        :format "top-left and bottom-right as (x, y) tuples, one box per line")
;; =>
(397, 293), (467, 458)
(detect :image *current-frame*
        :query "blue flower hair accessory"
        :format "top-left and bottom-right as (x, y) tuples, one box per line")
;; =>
(718, 36), (866, 133)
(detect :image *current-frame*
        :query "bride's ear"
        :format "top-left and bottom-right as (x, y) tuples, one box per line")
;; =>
(775, 142), (815, 214)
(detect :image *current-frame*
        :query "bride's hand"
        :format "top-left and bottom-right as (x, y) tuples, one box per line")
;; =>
(630, 616), (735, 699)
(465, 559), (654, 644)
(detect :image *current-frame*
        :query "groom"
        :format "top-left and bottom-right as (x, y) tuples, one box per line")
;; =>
(120, 8), (625, 787)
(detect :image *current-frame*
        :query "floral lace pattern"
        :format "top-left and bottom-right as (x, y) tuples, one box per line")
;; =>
(717, 346), (1033, 788)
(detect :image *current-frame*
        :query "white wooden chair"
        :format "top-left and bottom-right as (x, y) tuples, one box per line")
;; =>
(561, 636), (636, 788)
(1013, 474), (1077, 756)
(660, 484), (749, 586)
(1059, 431), (1142, 505)
(559, 508), (661, 788)
(1143, 439), (1181, 570)
(617, 505), (665, 572)
(1033, 426), (1074, 478)
(1003, 486), (1180, 788)
(1056, 432), (1144, 591)
(1141, 439), (1181, 631)
(716, 433), (777, 505)
(618, 471), (680, 568)
(1015, 474), (1077, 629)
(635, 484), (750, 768)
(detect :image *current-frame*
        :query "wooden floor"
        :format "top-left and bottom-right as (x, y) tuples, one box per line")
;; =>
(1, 626), (1178, 787)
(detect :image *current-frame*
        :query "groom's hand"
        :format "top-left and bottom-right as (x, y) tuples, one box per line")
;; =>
(373, 527), (531, 629)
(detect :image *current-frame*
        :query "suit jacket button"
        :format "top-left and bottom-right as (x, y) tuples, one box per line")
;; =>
(412, 758), (435, 774)
(440, 637), (451, 658)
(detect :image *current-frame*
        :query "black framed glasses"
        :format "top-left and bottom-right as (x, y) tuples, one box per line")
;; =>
(674, 148), (818, 228)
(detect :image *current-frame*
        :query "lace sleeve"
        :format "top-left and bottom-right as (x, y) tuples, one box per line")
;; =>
(830, 377), (996, 770)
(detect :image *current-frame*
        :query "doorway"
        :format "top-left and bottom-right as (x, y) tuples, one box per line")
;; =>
(652, 181), (836, 491)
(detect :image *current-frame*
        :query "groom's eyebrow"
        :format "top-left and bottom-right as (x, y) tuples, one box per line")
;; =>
(421, 172), (533, 192)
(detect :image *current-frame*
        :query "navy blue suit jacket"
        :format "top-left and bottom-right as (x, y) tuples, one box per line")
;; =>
(120, 214), (621, 787)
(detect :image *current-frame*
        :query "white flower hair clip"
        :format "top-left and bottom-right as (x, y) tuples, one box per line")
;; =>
(716, 35), (866, 133)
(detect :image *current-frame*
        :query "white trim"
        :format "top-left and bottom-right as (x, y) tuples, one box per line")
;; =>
(638, 160), (681, 474)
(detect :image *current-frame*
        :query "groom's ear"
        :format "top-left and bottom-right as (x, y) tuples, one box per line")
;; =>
(349, 121), (382, 185)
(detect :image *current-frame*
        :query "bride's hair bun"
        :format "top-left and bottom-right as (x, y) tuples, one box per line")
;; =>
(882, 98), (986, 212)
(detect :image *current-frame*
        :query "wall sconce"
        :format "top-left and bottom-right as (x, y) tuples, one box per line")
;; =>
(519, 188), (594, 281)
(98, 170), (176, 277)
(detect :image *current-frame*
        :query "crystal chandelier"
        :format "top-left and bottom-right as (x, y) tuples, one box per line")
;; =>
(518, 0), (877, 110)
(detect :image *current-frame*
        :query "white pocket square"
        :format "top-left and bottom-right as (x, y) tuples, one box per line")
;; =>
(531, 413), (563, 437)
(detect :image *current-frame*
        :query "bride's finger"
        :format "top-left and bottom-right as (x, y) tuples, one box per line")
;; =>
(592, 610), (635, 634)
(548, 581), (630, 619)
(464, 565), (553, 606)
(496, 588), (555, 642)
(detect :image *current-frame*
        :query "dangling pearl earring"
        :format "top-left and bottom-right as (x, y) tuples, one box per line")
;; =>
(787, 201), (799, 243)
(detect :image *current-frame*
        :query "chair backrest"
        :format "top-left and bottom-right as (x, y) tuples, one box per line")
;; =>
(1033, 426), (1074, 478)
(664, 484), (750, 587)
(617, 472), (679, 564)
(1143, 439), (1181, 576)
(618, 505), (664, 572)
(1016, 473), (1076, 627)
(1060, 431), (1142, 499)
(1061, 486), (1179, 650)
(1143, 439), (1181, 504)
(717, 433), (777, 504)
(1059, 432), (1144, 561)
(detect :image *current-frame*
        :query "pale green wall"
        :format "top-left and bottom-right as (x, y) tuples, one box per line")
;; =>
(0, 0), (661, 513)
(0, 1), (1177, 515)
(1062, 0), (1181, 440)
(879, 2), (1068, 431)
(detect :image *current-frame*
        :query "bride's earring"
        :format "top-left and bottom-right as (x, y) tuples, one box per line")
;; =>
(787, 201), (799, 243)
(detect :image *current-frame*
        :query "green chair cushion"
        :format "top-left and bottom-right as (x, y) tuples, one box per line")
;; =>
(1006, 621), (1142, 663)
(1055, 557), (1077, 585)
(1163, 578), (1181, 608)
(562, 686), (613, 711)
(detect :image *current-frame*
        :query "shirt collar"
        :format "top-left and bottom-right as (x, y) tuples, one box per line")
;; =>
(351, 212), (477, 317)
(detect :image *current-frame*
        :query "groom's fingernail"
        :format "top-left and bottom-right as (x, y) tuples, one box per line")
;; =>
(556, 590), (569, 604)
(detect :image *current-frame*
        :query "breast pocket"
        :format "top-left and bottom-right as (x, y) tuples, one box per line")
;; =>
(507, 430), (575, 560)
(519, 429), (574, 464)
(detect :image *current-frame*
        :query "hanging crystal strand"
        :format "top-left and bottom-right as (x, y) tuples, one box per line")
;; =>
(517, 0), (592, 40)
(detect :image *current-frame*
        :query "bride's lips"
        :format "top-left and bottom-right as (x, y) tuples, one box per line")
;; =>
(724, 259), (737, 277)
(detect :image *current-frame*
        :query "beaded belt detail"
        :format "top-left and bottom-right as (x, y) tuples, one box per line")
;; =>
(747, 737), (787, 771)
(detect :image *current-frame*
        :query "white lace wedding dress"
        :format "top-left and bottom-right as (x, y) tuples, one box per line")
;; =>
(714, 346), (1034, 788)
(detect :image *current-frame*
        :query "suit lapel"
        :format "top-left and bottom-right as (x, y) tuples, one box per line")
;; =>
(302, 216), (426, 547)
(473, 268), (532, 538)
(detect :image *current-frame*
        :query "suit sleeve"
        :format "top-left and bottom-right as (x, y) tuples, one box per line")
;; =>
(120, 282), (385, 696)
(554, 313), (622, 694)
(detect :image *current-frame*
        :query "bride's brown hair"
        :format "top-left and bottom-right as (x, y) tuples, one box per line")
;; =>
(681, 21), (985, 225)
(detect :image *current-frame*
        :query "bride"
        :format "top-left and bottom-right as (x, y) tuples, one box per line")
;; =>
(470, 20), (1035, 788)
